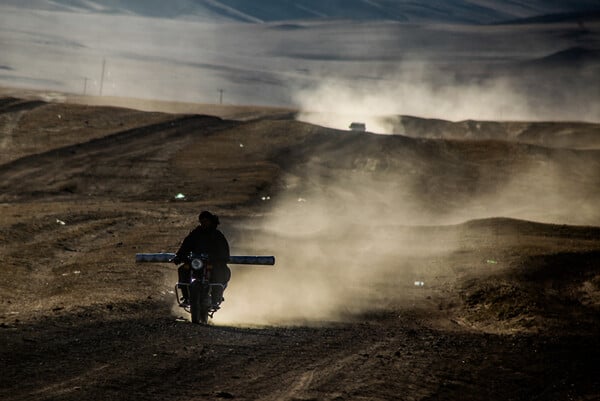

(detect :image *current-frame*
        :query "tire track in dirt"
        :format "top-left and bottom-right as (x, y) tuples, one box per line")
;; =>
(0, 206), (168, 319)
(257, 323), (441, 401)
(11, 364), (111, 401)
(0, 99), (54, 163)
(0, 110), (25, 156)
(266, 343), (384, 401)
(0, 115), (237, 201)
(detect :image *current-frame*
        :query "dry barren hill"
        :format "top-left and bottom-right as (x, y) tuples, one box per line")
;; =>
(1, 97), (599, 401)
(390, 115), (600, 149)
(1, 97), (599, 223)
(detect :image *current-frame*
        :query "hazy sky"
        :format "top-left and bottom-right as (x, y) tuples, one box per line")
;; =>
(0, 3), (598, 122)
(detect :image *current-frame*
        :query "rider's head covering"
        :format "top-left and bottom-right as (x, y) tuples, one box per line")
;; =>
(198, 210), (220, 226)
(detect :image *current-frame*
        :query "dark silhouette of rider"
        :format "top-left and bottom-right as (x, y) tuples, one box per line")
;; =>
(173, 211), (231, 308)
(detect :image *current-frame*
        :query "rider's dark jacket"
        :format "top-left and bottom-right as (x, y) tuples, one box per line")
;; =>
(175, 225), (231, 302)
(175, 226), (230, 267)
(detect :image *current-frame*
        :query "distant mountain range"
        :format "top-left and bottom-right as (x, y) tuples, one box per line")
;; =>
(4, 0), (600, 24)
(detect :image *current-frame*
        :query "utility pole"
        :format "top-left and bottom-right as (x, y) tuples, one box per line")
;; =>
(99, 58), (106, 96)
(218, 89), (224, 105)
(83, 77), (89, 95)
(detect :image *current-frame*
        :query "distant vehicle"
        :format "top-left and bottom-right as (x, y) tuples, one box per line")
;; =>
(135, 252), (275, 324)
(349, 122), (366, 132)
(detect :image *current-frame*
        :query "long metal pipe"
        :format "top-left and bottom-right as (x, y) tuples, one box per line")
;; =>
(135, 253), (275, 266)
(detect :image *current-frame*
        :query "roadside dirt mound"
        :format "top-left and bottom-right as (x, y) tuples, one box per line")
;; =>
(1, 98), (600, 401)
(459, 249), (600, 333)
(442, 218), (600, 332)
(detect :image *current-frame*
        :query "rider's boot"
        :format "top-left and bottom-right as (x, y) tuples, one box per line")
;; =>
(211, 286), (224, 309)
(178, 284), (190, 306)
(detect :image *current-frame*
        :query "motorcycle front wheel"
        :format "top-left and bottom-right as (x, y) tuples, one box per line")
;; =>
(190, 281), (210, 324)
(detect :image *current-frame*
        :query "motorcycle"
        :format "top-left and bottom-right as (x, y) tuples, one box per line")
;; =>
(175, 253), (223, 324)
(135, 252), (275, 324)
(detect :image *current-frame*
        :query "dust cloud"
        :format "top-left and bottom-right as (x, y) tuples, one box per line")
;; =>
(464, 155), (600, 226)
(294, 64), (600, 130)
(217, 173), (460, 326)
(217, 133), (599, 326)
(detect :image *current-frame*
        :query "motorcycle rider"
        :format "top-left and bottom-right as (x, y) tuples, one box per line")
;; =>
(172, 211), (231, 309)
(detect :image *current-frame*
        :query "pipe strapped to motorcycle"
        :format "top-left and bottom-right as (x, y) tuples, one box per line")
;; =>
(135, 252), (275, 324)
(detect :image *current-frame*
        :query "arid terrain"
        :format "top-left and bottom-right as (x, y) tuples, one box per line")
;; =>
(1, 91), (599, 401)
